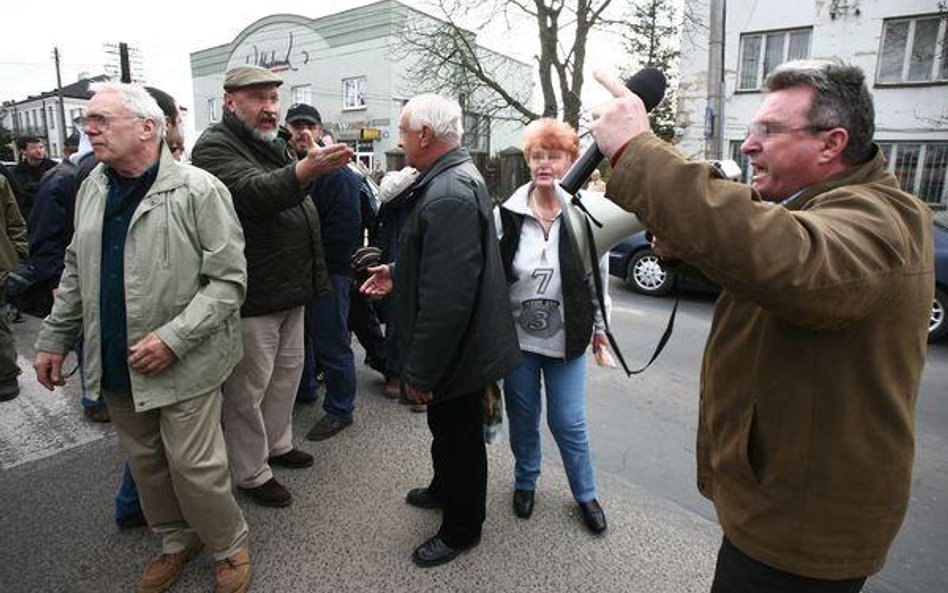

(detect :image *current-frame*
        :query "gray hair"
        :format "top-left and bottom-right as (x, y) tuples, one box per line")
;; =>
(766, 59), (874, 165)
(403, 94), (463, 146)
(89, 81), (166, 140)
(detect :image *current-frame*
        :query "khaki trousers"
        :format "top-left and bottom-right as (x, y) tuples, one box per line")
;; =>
(222, 306), (304, 488)
(104, 389), (248, 560)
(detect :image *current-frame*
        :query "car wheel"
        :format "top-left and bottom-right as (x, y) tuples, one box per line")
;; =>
(930, 286), (948, 342)
(626, 249), (673, 296)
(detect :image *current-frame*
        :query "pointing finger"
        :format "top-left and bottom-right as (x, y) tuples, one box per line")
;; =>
(594, 70), (632, 99)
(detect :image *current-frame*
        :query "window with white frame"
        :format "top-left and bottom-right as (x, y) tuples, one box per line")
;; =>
(878, 15), (948, 84)
(729, 140), (752, 183)
(48, 106), (55, 129)
(206, 98), (220, 123)
(343, 76), (366, 111)
(738, 28), (811, 91)
(291, 84), (312, 106)
(462, 112), (490, 152)
(69, 108), (82, 134)
(879, 142), (948, 209)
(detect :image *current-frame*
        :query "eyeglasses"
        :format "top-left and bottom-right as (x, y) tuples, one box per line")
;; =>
(745, 122), (833, 140)
(81, 113), (145, 131)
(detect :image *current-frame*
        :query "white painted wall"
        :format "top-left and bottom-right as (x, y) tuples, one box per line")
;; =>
(678, 0), (948, 157)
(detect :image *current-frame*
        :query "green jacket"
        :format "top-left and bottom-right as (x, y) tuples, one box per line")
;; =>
(607, 134), (933, 580)
(0, 175), (28, 276)
(35, 147), (247, 412)
(191, 111), (329, 316)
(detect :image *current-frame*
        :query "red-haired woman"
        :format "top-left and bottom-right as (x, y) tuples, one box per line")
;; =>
(495, 118), (609, 534)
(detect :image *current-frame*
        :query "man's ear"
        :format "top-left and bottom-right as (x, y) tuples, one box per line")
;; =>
(819, 127), (849, 164)
(419, 125), (432, 148)
(141, 117), (158, 141)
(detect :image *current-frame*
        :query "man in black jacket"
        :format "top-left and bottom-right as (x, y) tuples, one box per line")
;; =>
(283, 103), (361, 441)
(191, 65), (353, 508)
(11, 136), (57, 221)
(361, 94), (521, 567)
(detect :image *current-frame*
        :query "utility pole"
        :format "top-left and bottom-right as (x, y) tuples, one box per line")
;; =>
(53, 47), (67, 148)
(119, 42), (131, 83)
(705, 0), (726, 159)
(104, 42), (144, 84)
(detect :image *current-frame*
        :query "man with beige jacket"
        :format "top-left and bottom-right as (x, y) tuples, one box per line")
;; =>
(33, 82), (252, 593)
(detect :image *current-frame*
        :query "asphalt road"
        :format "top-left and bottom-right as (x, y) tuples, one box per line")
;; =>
(1, 284), (944, 592)
(590, 283), (948, 593)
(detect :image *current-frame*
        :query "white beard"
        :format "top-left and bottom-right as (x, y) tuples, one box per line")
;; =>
(251, 127), (279, 143)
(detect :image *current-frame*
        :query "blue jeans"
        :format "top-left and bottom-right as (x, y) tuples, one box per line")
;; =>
(503, 351), (597, 503)
(307, 274), (357, 419)
(114, 462), (143, 521)
(297, 310), (321, 403)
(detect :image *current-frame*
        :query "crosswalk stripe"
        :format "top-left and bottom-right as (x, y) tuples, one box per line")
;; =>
(0, 354), (109, 470)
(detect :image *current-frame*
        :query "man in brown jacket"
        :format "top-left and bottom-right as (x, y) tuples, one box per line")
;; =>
(590, 60), (933, 591)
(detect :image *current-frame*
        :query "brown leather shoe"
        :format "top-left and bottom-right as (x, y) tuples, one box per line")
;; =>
(382, 377), (400, 399)
(83, 404), (111, 423)
(215, 546), (252, 593)
(136, 542), (204, 593)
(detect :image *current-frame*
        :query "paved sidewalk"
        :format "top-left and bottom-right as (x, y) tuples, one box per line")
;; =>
(0, 317), (719, 592)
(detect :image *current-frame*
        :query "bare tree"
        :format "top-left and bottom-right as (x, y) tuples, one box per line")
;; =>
(397, 0), (619, 128)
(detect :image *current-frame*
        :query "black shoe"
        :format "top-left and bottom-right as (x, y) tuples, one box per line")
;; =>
(513, 489), (535, 519)
(306, 415), (353, 441)
(83, 405), (111, 423)
(578, 499), (607, 534)
(411, 535), (479, 568)
(238, 477), (292, 508)
(116, 510), (148, 529)
(0, 379), (20, 402)
(269, 448), (314, 469)
(405, 487), (442, 509)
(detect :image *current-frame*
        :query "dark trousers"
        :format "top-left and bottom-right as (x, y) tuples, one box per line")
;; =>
(711, 537), (867, 593)
(348, 285), (386, 374)
(426, 389), (487, 548)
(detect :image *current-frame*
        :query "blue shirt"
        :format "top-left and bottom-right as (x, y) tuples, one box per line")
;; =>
(99, 163), (158, 393)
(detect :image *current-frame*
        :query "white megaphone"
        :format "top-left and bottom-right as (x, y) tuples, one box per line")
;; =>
(561, 159), (741, 275)
(563, 190), (645, 275)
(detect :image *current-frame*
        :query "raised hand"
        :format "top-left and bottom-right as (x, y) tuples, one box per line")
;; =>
(589, 70), (652, 159)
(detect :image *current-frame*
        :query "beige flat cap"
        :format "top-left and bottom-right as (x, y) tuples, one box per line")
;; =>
(224, 65), (283, 91)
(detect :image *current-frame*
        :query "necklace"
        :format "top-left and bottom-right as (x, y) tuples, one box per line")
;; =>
(529, 191), (560, 224)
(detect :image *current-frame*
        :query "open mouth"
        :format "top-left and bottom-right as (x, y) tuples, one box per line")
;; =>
(751, 162), (768, 181)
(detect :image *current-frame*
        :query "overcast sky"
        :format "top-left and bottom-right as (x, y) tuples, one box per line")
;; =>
(1, 0), (632, 128)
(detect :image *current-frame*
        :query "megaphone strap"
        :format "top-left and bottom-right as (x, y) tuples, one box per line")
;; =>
(570, 194), (604, 228)
(578, 205), (679, 376)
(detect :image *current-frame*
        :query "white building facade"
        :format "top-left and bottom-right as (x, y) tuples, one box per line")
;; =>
(189, 0), (532, 171)
(0, 75), (107, 159)
(677, 0), (948, 209)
